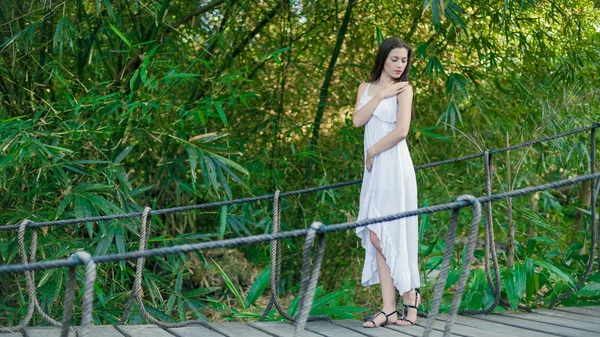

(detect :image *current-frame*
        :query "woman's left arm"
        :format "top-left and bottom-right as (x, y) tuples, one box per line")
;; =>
(368, 85), (413, 156)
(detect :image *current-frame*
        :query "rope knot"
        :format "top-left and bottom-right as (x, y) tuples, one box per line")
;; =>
(309, 221), (324, 233)
(457, 194), (477, 205)
(18, 219), (33, 231)
(71, 251), (94, 266)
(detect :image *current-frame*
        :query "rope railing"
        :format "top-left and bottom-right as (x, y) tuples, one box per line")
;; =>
(0, 122), (598, 337)
(1, 123), (597, 232)
(1, 172), (599, 337)
(3, 172), (599, 274)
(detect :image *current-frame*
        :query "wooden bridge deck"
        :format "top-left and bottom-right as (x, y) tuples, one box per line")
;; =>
(5, 306), (600, 337)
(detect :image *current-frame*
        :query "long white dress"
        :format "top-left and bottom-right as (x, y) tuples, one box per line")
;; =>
(355, 83), (420, 295)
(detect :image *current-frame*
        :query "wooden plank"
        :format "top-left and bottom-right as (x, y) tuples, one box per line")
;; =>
(304, 321), (370, 337)
(208, 322), (272, 337)
(249, 322), (322, 337)
(557, 306), (600, 318)
(23, 327), (61, 337)
(116, 325), (174, 337)
(498, 312), (600, 332)
(581, 305), (600, 312)
(75, 326), (126, 337)
(416, 317), (520, 337)
(436, 315), (557, 337)
(386, 322), (457, 337)
(471, 313), (599, 337)
(534, 309), (600, 324)
(332, 319), (416, 337)
(168, 326), (225, 337)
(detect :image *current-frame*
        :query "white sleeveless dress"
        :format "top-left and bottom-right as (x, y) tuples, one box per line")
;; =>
(355, 83), (420, 295)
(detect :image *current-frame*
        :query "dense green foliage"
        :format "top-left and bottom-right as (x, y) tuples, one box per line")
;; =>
(1, 0), (599, 326)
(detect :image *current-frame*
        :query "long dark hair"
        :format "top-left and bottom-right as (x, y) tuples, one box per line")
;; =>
(368, 37), (412, 83)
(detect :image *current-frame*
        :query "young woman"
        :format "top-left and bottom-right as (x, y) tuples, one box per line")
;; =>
(353, 37), (420, 328)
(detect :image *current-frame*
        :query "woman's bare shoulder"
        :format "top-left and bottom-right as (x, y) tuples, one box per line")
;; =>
(356, 82), (370, 96)
(399, 82), (413, 94)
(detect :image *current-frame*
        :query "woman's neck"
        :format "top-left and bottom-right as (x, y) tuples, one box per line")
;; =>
(377, 73), (395, 86)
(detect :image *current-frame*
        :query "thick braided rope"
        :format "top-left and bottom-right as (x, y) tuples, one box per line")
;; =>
(294, 222), (329, 336)
(422, 206), (460, 337)
(549, 127), (598, 308)
(0, 221), (36, 333)
(60, 260), (78, 337)
(481, 151), (502, 313)
(120, 207), (210, 328)
(466, 151), (530, 315)
(260, 190), (295, 321)
(4, 124), (598, 232)
(74, 252), (97, 337)
(259, 192), (331, 323)
(444, 196), (482, 335)
(19, 220), (78, 335)
(3, 173), (600, 276)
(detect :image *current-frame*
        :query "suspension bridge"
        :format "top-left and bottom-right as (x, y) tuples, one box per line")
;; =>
(1, 123), (599, 337)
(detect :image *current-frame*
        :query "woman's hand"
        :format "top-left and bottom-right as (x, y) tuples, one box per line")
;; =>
(366, 147), (377, 172)
(377, 81), (409, 99)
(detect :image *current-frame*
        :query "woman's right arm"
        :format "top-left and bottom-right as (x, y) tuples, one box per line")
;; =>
(352, 83), (384, 127)
(352, 82), (408, 127)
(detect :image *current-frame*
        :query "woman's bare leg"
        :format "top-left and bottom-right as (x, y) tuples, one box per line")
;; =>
(363, 230), (398, 327)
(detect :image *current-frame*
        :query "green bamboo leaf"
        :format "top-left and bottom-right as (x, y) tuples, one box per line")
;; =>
(0, 29), (25, 52)
(166, 295), (176, 316)
(55, 193), (73, 220)
(103, 0), (116, 19)
(535, 260), (575, 288)
(171, 73), (202, 78)
(62, 164), (91, 176)
(45, 144), (74, 154)
(214, 158), (247, 187)
(212, 258), (246, 309)
(208, 152), (249, 176)
(175, 270), (183, 295)
(245, 265), (270, 308)
(115, 224), (127, 270)
(109, 23), (131, 47)
(311, 288), (346, 309)
(575, 283), (600, 297)
(94, 229), (115, 256)
(186, 300), (208, 320)
(215, 103), (228, 126)
(130, 68), (139, 92)
(219, 205), (228, 240)
(375, 26), (384, 45)
(526, 258), (535, 304)
(446, 73), (470, 100)
(445, 1), (466, 27)
(426, 55), (446, 79)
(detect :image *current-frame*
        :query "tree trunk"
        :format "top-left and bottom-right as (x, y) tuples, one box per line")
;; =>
(270, 2), (292, 172)
(304, 0), (358, 185)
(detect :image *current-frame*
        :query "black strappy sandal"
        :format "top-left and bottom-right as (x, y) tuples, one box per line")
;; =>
(363, 310), (397, 328)
(398, 289), (420, 326)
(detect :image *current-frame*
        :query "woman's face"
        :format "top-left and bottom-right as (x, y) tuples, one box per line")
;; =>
(383, 47), (409, 79)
